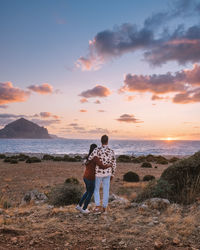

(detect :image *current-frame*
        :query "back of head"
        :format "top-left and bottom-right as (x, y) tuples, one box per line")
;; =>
(87, 143), (97, 159)
(101, 134), (108, 145)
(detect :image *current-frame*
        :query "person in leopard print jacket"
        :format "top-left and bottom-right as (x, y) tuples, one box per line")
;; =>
(88, 135), (116, 213)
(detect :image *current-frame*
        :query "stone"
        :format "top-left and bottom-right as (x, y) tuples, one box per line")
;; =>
(0, 209), (3, 214)
(154, 240), (163, 249)
(148, 222), (154, 226)
(173, 237), (180, 245)
(21, 190), (48, 205)
(144, 198), (170, 210)
(130, 202), (139, 208)
(109, 193), (129, 204)
(11, 237), (18, 244)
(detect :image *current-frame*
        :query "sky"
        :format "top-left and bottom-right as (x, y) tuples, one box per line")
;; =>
(0, 0), (200, 140)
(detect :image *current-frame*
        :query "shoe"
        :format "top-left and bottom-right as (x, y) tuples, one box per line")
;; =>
(102, 207), (108, 214)
(75, 205), (82, 212)
(81, 208), (90, 214)
(93, 206), (102, 214)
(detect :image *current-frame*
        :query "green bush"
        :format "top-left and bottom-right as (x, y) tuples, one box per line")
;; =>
(10, 159), (18, 164)
(146, 154), (157, 162)
(143, 175), (155, 181)
(135, 179), (173, 202)
(141, 162), (152, 168)
(43, 154), (54, 160)
(169, 157), (180, 163)
(155, 156), (168, 165)
(0, 154), (6, 159)
(53, 156), (64, 161)
(65, 177), (79, 185)
(123, 171), (140, 182)
(48, 182), (83, 207)
(17, 154), (29, 161)
(136, 152), (200, 204)
(26, 157), (41, 163)
(4, 157), (11, 163)
(117, 155), (132, 163)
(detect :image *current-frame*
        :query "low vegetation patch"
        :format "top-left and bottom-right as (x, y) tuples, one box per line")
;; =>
(65, 177), (79, 185)
(141, 162), (152, 168)
(26, 157), (41, 163)
(136, 151), (200, 204)
(48, 181), (82, 207)
(143, 175), (155, 181)
(123, 171), (140, 182)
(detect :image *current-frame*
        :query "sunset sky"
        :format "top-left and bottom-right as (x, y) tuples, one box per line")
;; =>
(0, 0), (200, 140)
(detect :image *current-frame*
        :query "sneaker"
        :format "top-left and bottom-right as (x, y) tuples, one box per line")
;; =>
(93, 206), (102, 215)
(75, 205), (82, 212)
(102, 207), (108, 214)
(81, 208), (90, 214)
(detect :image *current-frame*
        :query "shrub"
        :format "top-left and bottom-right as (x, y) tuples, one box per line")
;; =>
(117, 155), (132, 163)
(10, 159), (18, 164)
(48, 182), (82, 207)
(136, 156), (146, 163)
(136, 151), (200, 204)
(65, 177), (79, 185)
(26, 157), (41, 163)
(143, 175), (155, 181)
(0, 154), (6, 159)
(146, 154), (157, 162)
(141, 162), (152, 168)
(53, 156), (64, 161)
(135, 179), (173, 202)
(18, 154), (29, 161)
(123, 171), (140, 182)
(169, 157), (180, 163)
(155, 156), (168, 165)
(43, 154), (54, 160)
(4, 157), (11, 163)
(74, 155), (82, 162)
(160, 151), (200, 204)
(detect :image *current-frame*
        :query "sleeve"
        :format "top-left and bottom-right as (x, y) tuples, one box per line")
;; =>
(93, 156), (111, 169)
(88, 148), (98, 161)
(111, 152), (117, 176)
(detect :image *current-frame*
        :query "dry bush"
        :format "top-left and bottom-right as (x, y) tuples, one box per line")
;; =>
(123, 171), (140, 182)
(48, 182), (83, 207)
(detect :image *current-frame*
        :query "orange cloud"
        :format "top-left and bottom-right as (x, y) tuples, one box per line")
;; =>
(80, 98), (88, 103)
(116, 114), (143, 123)
(94, 99), (101, 104)
(80, 109), (87, 113)
(28, 83), (53, 94)
(0, 82), (30, 105)
(98, 110), (105, 112)
(79, 85), (111, 98)
(39, 112), (60, 119)
(173, 88), (200, 104)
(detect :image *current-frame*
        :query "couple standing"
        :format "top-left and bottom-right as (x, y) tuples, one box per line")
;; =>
(76, 135), (116, 214)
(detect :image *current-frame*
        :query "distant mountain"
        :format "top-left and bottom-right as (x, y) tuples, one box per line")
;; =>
(0, 118), (52, 139)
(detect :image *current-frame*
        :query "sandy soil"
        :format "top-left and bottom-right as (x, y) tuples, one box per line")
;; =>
(0, 159), (200, 250)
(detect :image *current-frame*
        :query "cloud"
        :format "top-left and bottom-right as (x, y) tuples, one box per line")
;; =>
(79, 85), (111, 98)
(173, 88), (200, 103)
(121, 72), (186, 94)
(80, 109), (87, 113)
(87, 128), (109, 134)
(120, 64), (200, 103)
(77, 0), (200, 70)
(28, 83), (53, 94)
(0, 105), (8, 109)
(0, 82), (30, 105)
(68, 123), (78, 127)
(98, 110), (105, 112)
(94, 99), (101, 104)
(39, 112), (59, 119)
(80, 98), (88, 103)
(116, 114), (143, 123)
(125, 95), (135, 102)
(31, 119), (60, 126)
(0, 113), (24, 119)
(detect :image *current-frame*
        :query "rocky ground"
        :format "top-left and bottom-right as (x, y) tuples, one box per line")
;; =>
(0, 159), (200, 249)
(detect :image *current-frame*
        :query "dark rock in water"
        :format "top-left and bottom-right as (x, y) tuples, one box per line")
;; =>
(0, 118), (52, 139)
(21, 190), (48, 204)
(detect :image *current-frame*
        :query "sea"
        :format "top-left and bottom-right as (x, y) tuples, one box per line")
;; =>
(0, 139), (200, 156)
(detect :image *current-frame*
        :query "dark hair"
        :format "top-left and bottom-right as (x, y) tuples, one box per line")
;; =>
(87, 144), (97, 160)
(101, 135), (108, 145)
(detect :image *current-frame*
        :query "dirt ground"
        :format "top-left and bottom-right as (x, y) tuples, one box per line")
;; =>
(0, 159), (200, 250)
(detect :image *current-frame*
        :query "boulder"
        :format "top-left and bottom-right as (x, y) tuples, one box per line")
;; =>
(109, 194), (129, 204)
(21, 190), (48, 205)
(143, 198), (170, 210)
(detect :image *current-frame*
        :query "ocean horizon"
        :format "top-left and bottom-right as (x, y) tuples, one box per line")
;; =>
(0, 139), (200, 156)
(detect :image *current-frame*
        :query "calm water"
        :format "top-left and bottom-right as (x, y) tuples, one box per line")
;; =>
(0, 139), (200, 156)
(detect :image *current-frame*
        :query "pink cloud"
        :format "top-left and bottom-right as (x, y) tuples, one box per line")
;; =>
(0, 82), (30, 105)
(116, 114), (143, 123)
(80, 98), (88, 103)
(94, 99), (101, 104)
(80, 109), (87, 113)
(79, 85), (111, 98)
(28, 83), (53, 94)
